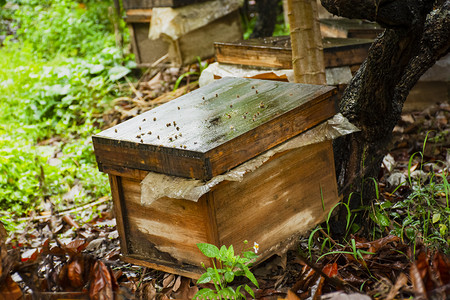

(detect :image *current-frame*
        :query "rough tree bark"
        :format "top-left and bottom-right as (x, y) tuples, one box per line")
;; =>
(319, 0), (449, 233)
(287, 0), (326, 84)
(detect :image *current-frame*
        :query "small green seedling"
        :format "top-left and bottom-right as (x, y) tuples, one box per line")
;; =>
(194, 242), (259, 300)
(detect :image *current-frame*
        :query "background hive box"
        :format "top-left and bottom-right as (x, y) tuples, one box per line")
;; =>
(93, 77), (339, 278)
(125, 9), (169, 67)
(164, 10), (242, 66)
(215, 36), (373, 70)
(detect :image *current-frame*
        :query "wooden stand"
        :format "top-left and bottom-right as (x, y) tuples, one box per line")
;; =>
(93, 78), (340, 278)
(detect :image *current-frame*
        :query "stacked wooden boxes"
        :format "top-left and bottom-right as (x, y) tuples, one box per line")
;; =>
(123, 0), (242, 67)
(93, 77), (340, 278)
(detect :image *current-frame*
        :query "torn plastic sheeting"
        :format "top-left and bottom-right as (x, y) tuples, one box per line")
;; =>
(140, 113), (359, 207)
(199, 62), (353, 87)
(199, 62), (295, 87)
(149, 0), (243, 41)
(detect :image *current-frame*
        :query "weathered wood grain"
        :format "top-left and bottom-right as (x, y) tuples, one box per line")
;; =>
(93, 77), (337, 180)
(109, 175), (129, 255)
(114, 176), (214, 276)
(107, 140), (340, 277)
(215, 36), (373, 69)
(212, 140), (338, 258)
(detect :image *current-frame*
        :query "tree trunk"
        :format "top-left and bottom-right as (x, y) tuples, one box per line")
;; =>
(250, 0), (279, 38)
(287, 0), (326, 84)
(319, 0), (450, 233)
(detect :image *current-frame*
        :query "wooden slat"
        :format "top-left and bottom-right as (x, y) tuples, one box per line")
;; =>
(320, 18), (384, 39)
(93, 77), (337, 180)
(215, 36), (373, 69)
(109, 175), (129, 255)
(122, 0), (208, 9)
(212, 140), (339, 257)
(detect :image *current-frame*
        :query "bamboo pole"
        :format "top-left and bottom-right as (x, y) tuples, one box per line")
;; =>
(287, 0), (326, 84)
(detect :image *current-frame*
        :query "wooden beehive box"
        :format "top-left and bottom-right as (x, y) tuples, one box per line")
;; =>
(93, 77), (339, 278)
(125, 9), (169, 67)
(163, 10), (242, 66)
(320, 18), (384, 39)
(215, 36), (373, 71)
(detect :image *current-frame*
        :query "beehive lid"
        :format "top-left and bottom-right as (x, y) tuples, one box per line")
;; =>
(93, 77), (337, 180)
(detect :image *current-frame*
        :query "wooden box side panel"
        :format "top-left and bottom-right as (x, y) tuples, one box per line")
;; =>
(212, 140), (339, 258)
(113, 176), (213, 275)
(215, 44), (292, 69)
(176, 10), (242, 66)
(132, 23), (169, 66)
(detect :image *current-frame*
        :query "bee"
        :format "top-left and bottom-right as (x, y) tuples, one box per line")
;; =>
(153, 117), (157, 121)
(142, 118), (146, 122)
(177, 107), (180, 110)
(176, 127), (180, 131)
(148, 131), (152, 135)
(114, 129), (117, 133)
(136, 134), (141, 138)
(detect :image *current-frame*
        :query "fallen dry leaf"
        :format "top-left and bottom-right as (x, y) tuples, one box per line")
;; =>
(67, 257), (84, 288)
(89, 261), (114, 300)
(0, 275), (23, 300)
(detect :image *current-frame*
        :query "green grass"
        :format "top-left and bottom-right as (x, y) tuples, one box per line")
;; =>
(0, 0), (133, 226)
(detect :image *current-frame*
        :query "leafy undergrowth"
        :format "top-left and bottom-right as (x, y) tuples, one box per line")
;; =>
(0, 0), (136, 223)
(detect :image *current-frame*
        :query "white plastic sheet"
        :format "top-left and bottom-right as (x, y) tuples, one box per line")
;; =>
(199, 62), (353, 87)
(149, 0), (243, 40)
(140, 113), (359, 206)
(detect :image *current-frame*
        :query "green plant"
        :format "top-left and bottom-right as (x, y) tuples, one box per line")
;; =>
(173, 56), (209, 91)
(194, 242), (259, 299)
(0, 0), (132, 223)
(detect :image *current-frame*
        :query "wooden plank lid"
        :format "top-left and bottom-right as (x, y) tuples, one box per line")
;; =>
(93, 77), (337, 180)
